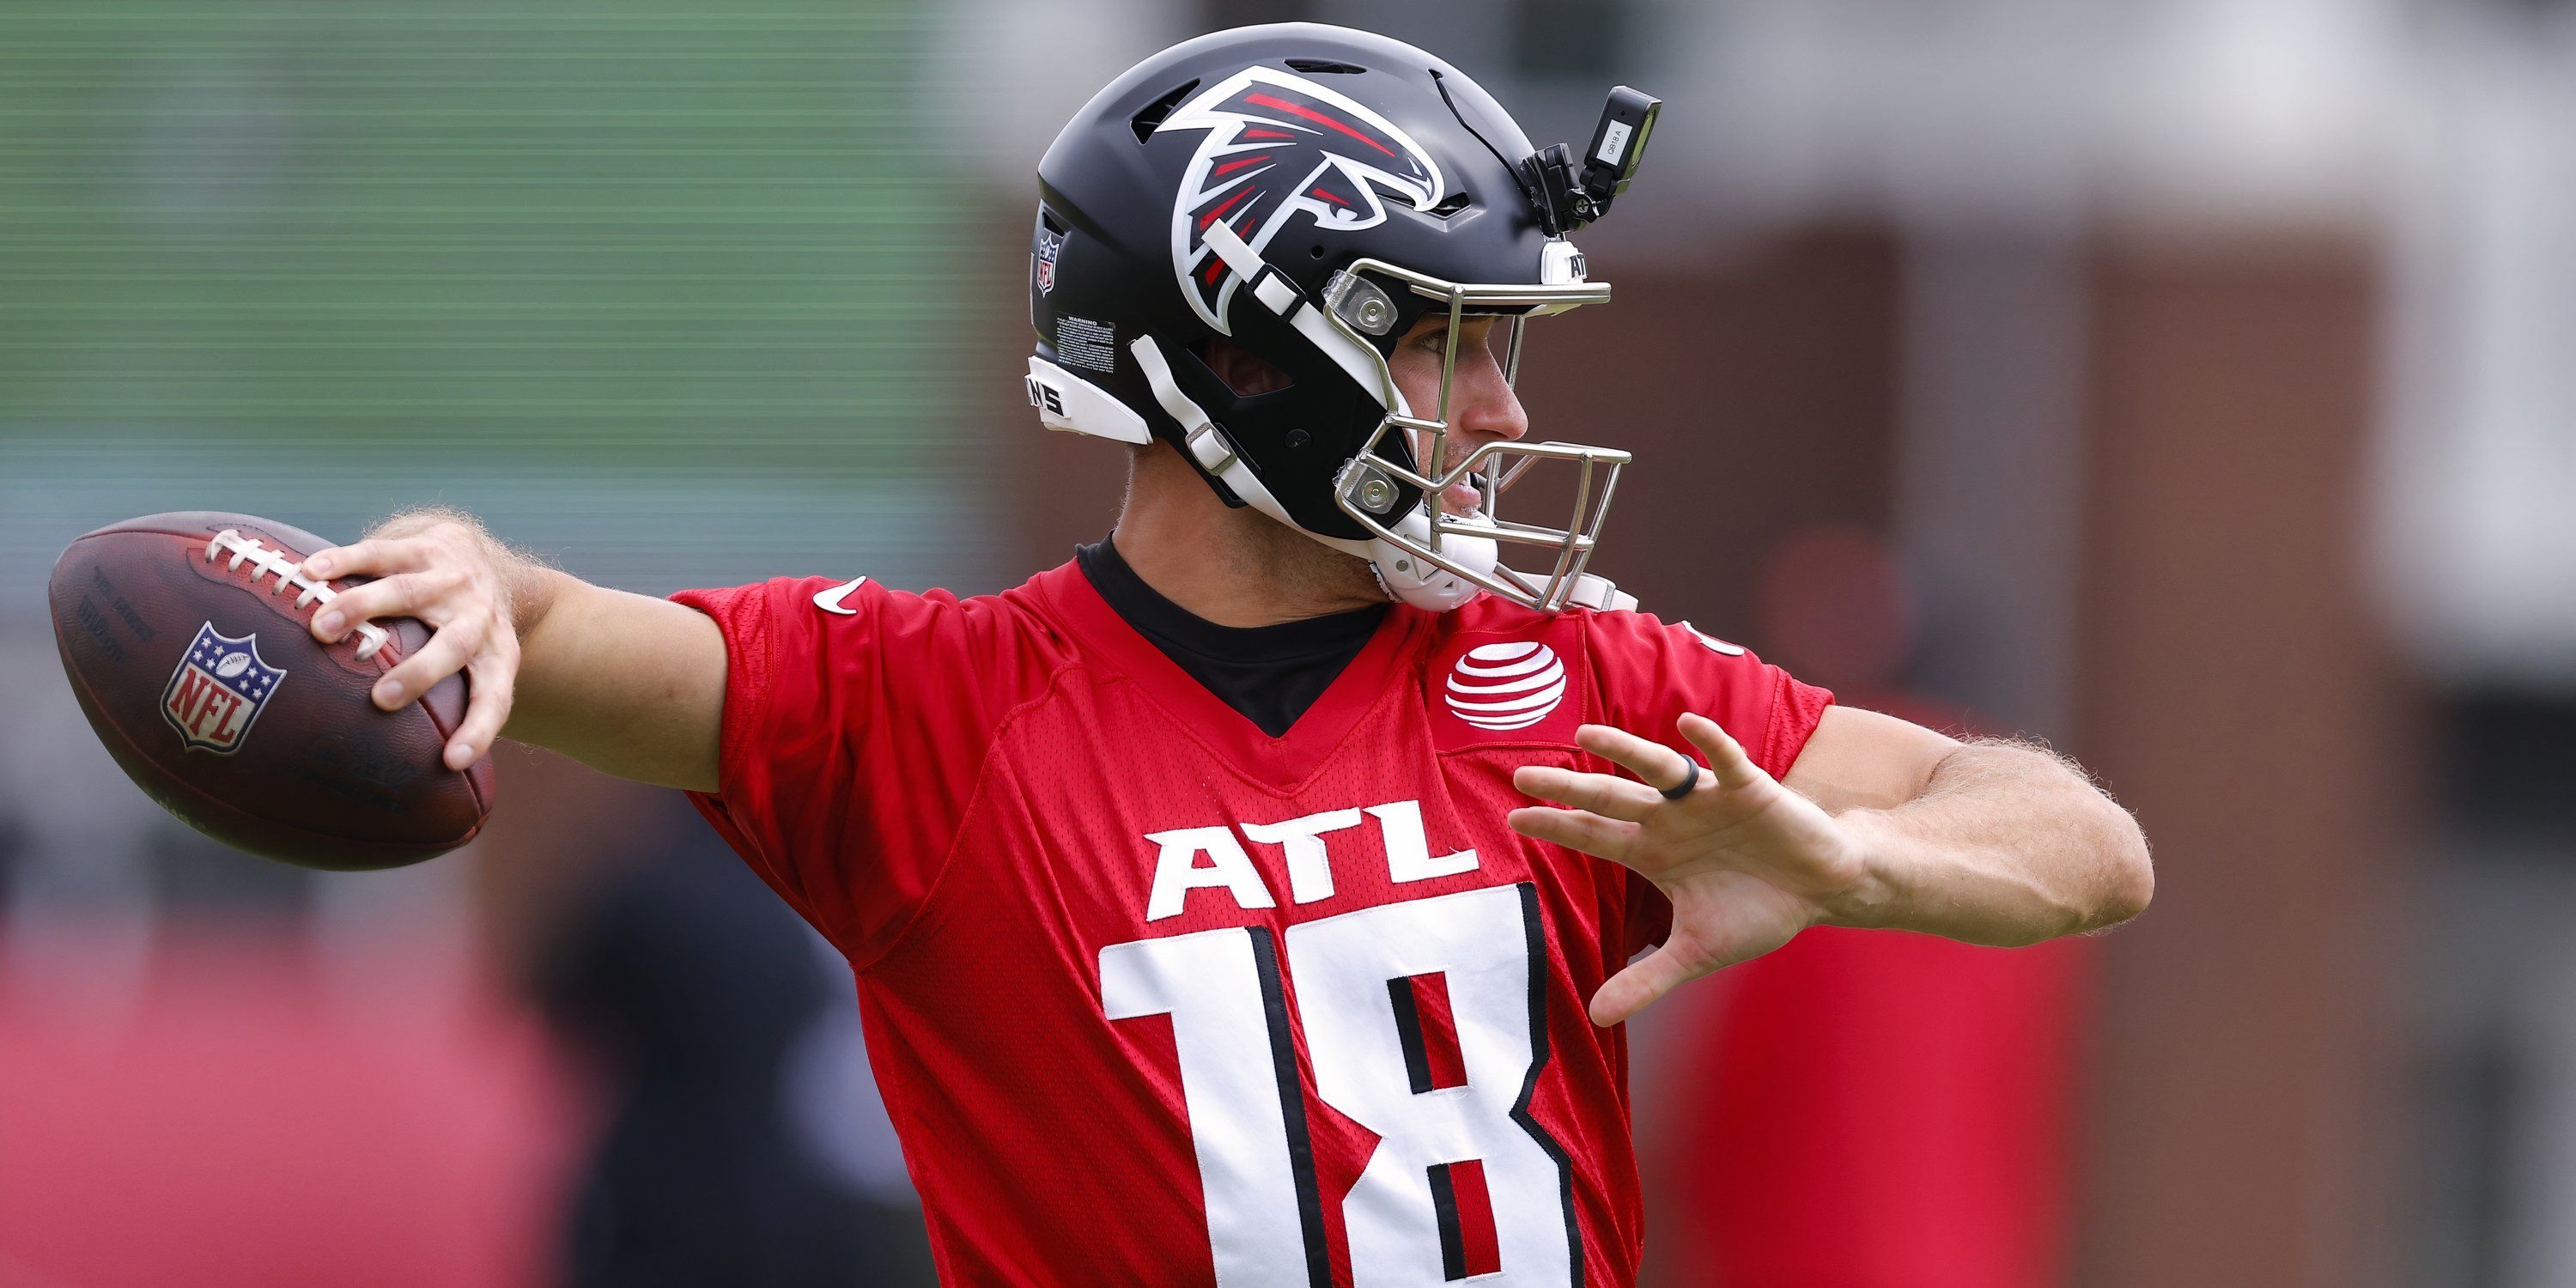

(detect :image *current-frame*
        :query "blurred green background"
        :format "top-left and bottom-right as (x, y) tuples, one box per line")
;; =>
(1, 0), (999, 598)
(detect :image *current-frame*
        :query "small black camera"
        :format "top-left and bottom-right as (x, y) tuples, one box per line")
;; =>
(1518, 85), (1662, 237)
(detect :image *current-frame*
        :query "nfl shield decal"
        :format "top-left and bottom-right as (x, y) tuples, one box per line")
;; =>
(162, 621), (285, 754)
(1034, 224), (1065, 295)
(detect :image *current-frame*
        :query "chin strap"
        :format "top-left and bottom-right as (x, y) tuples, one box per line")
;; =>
(1128, 336), (1368, 562)
(1561, 574), (1637, 612)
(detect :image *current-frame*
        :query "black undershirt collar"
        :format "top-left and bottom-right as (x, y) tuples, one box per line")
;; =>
(1075, 535), (1388, 738)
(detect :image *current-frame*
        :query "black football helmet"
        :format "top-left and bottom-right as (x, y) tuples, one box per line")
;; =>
(1024, 23), (1656, 612)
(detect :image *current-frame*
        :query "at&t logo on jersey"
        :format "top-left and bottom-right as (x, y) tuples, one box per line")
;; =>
(1445, 641), (1567, 732)
(162, 622), (284, 754)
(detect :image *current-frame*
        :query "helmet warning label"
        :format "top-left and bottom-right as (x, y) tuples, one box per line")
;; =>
(1056, 316), (1116, 372)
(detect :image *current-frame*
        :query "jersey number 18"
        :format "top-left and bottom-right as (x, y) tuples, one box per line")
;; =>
(1099, 884), (1579, 1286)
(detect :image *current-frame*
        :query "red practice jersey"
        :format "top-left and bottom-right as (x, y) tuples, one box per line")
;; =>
(673, 562), (1831, 1286)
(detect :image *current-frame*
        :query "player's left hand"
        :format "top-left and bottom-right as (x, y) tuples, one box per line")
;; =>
(1507, 713), (1872, 1027)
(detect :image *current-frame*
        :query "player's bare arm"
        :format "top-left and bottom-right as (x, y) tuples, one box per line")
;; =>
(1510, 705), (2153, 1025)
(298, 510), (723, 792)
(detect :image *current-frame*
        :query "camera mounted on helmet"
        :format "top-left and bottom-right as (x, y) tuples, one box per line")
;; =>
(1517, 86), (1662, 238)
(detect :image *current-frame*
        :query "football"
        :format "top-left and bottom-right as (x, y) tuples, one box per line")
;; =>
(48, 511), (495, 871)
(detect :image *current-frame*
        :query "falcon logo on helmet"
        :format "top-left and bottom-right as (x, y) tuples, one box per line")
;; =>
(1157, 66), (1445, 333)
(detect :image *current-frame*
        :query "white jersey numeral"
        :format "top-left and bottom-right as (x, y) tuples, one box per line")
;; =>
(1100, 924), (1327, 1288)
(1099, 884), (1577, 1286)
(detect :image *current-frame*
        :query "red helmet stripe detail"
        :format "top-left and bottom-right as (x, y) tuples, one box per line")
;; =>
(1213, 154), (1273, 176)
(1198, 188), (1252, 228)
(1243, 92), (1396, 157)
(1309, 186), (1349, 206)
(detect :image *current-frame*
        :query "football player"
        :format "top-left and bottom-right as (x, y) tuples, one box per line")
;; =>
(295, 24), (2150, 1286)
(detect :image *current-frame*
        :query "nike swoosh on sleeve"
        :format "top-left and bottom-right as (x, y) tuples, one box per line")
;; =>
(1678, 621), (1746, 656)
(812, 576), (870, 616)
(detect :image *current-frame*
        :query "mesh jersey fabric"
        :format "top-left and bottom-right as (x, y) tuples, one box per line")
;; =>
(671, 562), (1832, 1286)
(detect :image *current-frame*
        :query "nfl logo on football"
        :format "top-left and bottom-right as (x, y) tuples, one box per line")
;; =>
(162, 621), (286, 754)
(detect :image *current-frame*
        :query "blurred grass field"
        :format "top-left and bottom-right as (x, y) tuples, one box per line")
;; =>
(0, 0), (1001, 601)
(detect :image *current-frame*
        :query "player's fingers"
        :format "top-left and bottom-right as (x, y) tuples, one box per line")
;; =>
(310, 567), (461, 643)
(1512, 764), (1662, 823)
(368, 611), (485, 710)
(1677, 712), (1764, 790)
(1588, 945), (1698, 1027)
(300, 535), (429, 582)
(1505, 805), (1637, 863)
(442, 645), (517, 771)
(1573, 723), (1697, 796)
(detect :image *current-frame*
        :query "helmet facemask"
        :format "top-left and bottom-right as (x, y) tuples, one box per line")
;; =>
(1316, 257), (1631, 613)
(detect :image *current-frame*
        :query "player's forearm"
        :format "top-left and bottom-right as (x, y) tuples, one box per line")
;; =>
(1826, 741), (2153, 945)
(506, 572), (725, 790)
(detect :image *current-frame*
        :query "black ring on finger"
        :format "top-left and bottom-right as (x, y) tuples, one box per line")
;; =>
(1659, 761), (1700, 801)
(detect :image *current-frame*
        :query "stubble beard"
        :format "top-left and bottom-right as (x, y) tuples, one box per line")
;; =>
(1219, 500), (1387, 615)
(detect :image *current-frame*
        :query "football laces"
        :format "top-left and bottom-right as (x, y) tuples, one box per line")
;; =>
(204, 529), (389, 662)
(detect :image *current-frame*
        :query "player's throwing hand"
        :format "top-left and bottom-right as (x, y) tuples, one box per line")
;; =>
(1508, 713), (1879, 1028)
(300, 518), (523, 772)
